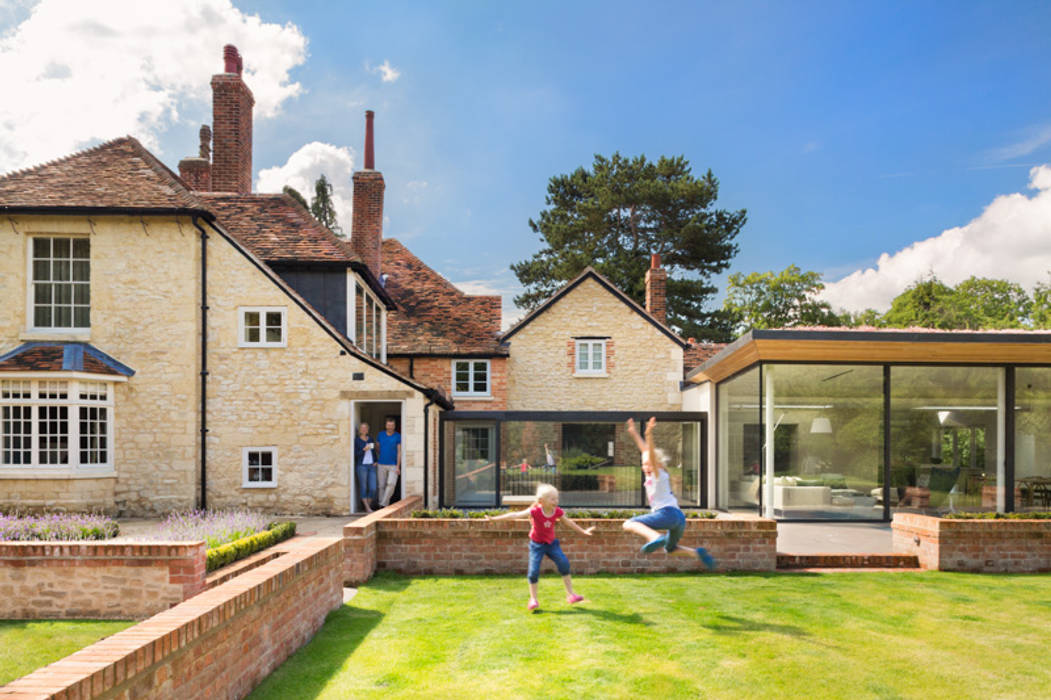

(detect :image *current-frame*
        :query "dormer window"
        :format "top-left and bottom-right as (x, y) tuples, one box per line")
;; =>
(349, 278), (386, 362)
(29, 237), (90, 330)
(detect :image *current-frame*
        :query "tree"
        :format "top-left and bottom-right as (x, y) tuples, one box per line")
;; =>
(881, 276), (963, 329)
(283, 185), (309, 210)
(722, 265), (840, 335)
(310, 174), (342, 235)
(1031, 276), (1051, 328)
(511, 153), (746, 341)
(843, 308), (884, 328)
(952, 276), (1030, 329)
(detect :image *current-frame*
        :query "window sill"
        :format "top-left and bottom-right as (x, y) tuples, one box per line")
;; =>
(237, 343), (287, 349)
(0, 468), (115, 479)
(573, 372), (609, 378)
(20, 330), (91, 342)
(242, 483), (277, 489)
(452, 394), (494, 401)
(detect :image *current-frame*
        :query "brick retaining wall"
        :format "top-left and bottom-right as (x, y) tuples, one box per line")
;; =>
(893, 513), (1051, 572)
(0, 542), (206, 619)
(344, 499), (775, 583)
(1, 536), (344, 699)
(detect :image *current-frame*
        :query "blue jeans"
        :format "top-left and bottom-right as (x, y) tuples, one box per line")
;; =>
(629, 506), (686, 551)
(527, 539), (571, 583)
(356, 462), (377, 503)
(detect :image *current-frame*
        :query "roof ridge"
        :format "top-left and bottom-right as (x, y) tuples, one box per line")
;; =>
(0, 135), (134, 181)
(123, 137), (205, 209)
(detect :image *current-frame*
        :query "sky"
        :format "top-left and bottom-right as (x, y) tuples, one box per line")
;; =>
(2, 0), (1051, 327)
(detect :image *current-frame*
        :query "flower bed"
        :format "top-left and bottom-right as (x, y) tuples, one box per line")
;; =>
(942, 511), (1051, 519)
(0, 512), (119, 541)
(206, 521), (297, 572)
(154, 508), (271, 548)
(410, 508), (717, 519)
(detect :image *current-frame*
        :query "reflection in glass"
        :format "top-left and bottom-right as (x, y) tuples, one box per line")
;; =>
(717, 367), (760, 510)
(1014, 368), (1051, 511)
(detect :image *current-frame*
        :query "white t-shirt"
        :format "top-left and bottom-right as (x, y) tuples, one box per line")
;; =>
(644, 468), (678, 511)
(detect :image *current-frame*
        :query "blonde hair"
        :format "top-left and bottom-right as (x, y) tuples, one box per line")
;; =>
(643, 448), (669, 470)
(534, 483), (558, 505)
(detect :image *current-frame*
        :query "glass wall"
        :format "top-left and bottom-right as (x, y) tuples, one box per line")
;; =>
(890, 366), (1001, 515)
(443, 418), (703, 508)
(763, 364), (884, 520)
(717, 367), (761, 511)
(1014, 368), (1051, 511)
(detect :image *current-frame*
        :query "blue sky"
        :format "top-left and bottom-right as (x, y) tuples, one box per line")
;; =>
(3, 0), (1051, 321)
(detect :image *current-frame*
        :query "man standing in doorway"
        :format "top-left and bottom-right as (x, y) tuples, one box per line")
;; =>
(376, 416), (402, 507)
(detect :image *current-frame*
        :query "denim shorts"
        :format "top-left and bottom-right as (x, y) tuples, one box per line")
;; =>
(527, 539), (571, 583)
(629, 506), (686, 551)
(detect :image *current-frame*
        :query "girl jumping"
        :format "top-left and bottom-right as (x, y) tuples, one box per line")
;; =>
(623, 417), (716, 569)
(486, 484), (594, 610)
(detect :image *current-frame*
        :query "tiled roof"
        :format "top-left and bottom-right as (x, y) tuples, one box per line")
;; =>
(201, 193), (359, 264)
(0, 343), (135, 376)
(684, 341), (725, 376)
(0, 137), (205, 211)
(381, 239), (505, 355)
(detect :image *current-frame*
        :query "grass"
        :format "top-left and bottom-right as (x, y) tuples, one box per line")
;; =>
(251, 571), (1051, 700)
(0, 619), (134, 685)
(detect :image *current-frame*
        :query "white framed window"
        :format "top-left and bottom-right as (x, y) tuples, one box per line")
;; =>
(239, 307), (287, 348)
(0, 378), (114, 471)
(242, 447), (277, 488)
(575, 339), (607, 376)
(349, 277), (386, 361)
(28, 236), (91, 330)
(452, 360), (491, 397)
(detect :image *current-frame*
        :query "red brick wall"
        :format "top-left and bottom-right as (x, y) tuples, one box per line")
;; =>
(344, 496), (422, 585)
(893, 513), (1051, 572)
(352, 170), (384, 277)
(210, 72), (254, 194)
(645, 265), (668, 324)
(388, 356), (508, 410)
(2, 537), (344, 698)
(0, 542), (206, 619)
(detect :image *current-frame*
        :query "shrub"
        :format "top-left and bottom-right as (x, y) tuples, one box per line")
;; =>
(0, 512), (119, 541)
(205, 521), (297, 572)
(155, 508), (270, 548)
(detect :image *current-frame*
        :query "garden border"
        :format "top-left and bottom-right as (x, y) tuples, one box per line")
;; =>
(892, 512), (1051, 572)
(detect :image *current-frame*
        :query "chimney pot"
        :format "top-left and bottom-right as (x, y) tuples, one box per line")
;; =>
(198, 125), (212, 159)
(651, 253), (661, 270)
(223, 44), (239, 73)
(364, 110), (375, 170)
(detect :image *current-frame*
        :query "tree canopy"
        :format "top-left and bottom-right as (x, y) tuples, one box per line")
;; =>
(511, 152), (746, 340)
(722, 265), (839, 335)
(310, 174), (341, 235)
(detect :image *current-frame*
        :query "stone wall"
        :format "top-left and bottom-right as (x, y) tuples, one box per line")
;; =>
(505, 276), (684, 411)
(0, 537), (343, 699)
(0, 476), (116, 513)
(893, 513), (1051, 572)
(0, 541), (206, 619)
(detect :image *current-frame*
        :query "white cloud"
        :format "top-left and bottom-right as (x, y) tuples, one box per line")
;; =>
(401, 179), (428, 205)
(986, 125), (1051, 162)
(0, 0), (307, 173)
(821, 165), (1051, 312)
(256, 141), (356, 234)
(368, 59), (400, 83)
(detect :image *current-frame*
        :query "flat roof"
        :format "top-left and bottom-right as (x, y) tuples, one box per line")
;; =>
(686, 328), (1051, 384)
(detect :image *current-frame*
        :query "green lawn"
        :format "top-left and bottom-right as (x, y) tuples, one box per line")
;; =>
(0, 619), (135, 685)
(251, 572), (1051, 699)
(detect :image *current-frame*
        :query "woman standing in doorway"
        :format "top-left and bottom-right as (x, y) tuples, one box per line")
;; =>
(354, 422), (377, 513)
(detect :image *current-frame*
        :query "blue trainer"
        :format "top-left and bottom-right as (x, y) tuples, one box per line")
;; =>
(697, 547), (716, 571)
(641, 534), (668, 554)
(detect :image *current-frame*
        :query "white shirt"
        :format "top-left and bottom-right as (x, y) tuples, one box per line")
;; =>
(645, 468), (678, 511)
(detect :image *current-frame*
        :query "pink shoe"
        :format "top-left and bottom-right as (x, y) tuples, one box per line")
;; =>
(567, 593), (584, 605)
(527, 599), (539, 611)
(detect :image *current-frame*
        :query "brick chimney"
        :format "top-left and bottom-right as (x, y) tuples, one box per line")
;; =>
(178, 125), (212, 191)
(210, 45), (253, 193)
(351, 110), (384, 277)
(645, 253), (668, 324)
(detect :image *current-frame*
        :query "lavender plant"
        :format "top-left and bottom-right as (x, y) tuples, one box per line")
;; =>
(0, 512), (119, 541)
(153, 509), (271, 548)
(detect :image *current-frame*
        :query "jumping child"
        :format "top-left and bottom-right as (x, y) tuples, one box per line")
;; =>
(486, 484), (594, 610)
(623, 417), (716, 569)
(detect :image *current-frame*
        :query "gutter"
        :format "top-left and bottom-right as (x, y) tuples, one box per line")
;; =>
(192, 215), (209, 510)
(0, 205), (215, 220)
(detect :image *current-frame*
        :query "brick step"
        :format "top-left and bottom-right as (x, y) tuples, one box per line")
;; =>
(777, 553), (919, 570)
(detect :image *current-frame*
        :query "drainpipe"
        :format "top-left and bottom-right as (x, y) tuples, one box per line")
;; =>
(423, 393), (436, 509)
(193, 215), (209, 510)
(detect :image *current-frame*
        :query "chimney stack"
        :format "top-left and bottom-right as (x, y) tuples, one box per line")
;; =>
(352, 110), (384, 278)
(210, 44), (254, 193)
(178, 125), (212, 191)
(645, 253), (668, 324)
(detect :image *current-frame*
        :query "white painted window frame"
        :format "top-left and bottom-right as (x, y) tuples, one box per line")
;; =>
(238, 306), (287, 348)
(242, 446), (278, 488)
(451, 359), (491, 397)
(347, 273), (387, 362)
(574, 339), (607, 376)
(26, 234), (92, 334)
(0, 375), (118, 476)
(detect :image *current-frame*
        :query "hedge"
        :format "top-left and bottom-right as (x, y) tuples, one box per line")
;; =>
(205, 521), (297, 572)
(941, 511), (1051, 520)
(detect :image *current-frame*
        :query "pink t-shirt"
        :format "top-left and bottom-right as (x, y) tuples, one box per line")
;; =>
(529, 504), (564, 544)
